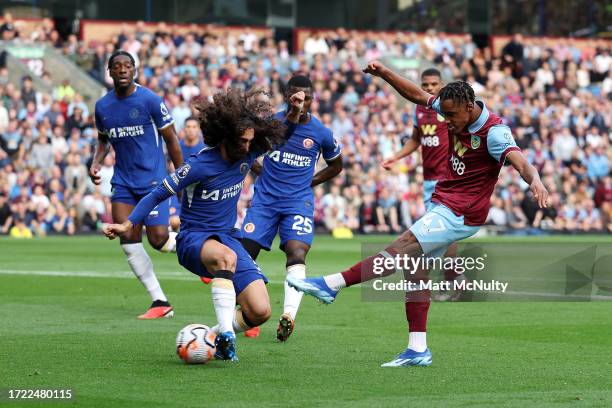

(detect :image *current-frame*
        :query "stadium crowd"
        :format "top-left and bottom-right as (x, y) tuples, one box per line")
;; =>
(0, 15), (610, 238)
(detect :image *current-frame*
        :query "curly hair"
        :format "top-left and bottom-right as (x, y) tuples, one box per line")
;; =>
(438, 81), (475, 106)
(193, 88), (285, 160)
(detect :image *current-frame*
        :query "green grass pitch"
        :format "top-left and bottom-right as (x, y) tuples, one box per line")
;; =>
(1, 235), (611, 407)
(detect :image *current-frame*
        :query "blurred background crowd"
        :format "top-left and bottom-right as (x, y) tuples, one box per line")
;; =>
(0, 13), (610, 238)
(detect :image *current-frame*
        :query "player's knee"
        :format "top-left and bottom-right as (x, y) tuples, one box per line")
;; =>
(148, 232), (169, 250)
(396, 230), (418, 247)
(245, 303), (271, 326)
(285, 246), (308, 265)
(214, 249), (237, 271)
(169, 216), (180, 232)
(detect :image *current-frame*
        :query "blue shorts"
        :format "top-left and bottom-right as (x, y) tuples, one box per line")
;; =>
(423, 179), (438, 211)
(111, 184), (170, 226)
(241, 203), (314, 250)
(176, 229), (268, 296)
(410, 203), (480, 258)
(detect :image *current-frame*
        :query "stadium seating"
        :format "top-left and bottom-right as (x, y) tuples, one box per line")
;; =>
(0, 14), (610, 237)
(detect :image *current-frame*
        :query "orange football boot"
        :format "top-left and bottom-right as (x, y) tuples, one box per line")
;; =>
(138, 300), (174, 319)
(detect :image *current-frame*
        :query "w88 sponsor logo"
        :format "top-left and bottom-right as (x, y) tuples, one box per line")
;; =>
(421, 136), (440, 147)
(450, 154), (465, 175)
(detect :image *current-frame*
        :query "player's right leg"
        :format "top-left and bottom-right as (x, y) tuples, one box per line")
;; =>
(196, 238), (241, 361)
(288, 204), (479, 301)
(111, 186), (172, 319)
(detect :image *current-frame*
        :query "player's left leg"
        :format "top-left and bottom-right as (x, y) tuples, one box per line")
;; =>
(111, 189), (173, 319)
(276, 212), (314, 342)
(381, 266), (435, 367)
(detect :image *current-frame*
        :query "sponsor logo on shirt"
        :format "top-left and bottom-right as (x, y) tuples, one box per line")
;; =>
(108, 126), (145, 138)
(268, 151), (312, 167)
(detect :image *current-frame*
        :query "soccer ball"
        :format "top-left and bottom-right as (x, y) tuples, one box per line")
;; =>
(176, 324), (217, 364)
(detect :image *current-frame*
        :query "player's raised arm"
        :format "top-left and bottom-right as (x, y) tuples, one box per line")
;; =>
(286, 91), (305, 124)
(250, 158), (263, 176)
(506, 151), (549, 209)
(363, 60), (433, 106)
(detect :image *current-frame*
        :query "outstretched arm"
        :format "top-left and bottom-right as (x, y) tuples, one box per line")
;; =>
(506, 151), (549, 208)
(102, 159), (201, 239)
(363, 60), (433, 106)
(103, 184), (173, 239)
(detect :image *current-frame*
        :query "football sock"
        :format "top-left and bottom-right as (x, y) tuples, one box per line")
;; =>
(340, 246), (399, 287)
(211, 271), (236, 334)
(121, 243), (167, 302)
(405, 289), (431, 353)
(212, 308), (251, 335)
(323, 273), (347, 291)
(284, 264), (306, 320)
(159, 231), (177, 253)
(408, 332), (428, 353)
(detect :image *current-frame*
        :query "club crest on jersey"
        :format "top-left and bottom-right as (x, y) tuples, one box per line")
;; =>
(177, 164), (191, 178)
(129, 108), (140, 119)
(303, 138), (314, 149)
(160, 102), (169, 116)
(240, 162), (249, 175)
(471, 135), (481, 149)
(244, 223), (255, 233)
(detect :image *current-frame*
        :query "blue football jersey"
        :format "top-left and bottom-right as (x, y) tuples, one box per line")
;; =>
(180, 139), (206, 160)
(254, 112), (341, 204)
(95, 85), (174, 193)
(160, 146), (259, 232)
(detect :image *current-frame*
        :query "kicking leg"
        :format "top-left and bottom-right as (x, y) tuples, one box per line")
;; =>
(287, 230), (424, 303)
